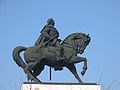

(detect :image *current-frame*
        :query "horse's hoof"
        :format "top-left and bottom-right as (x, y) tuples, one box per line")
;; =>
(34, 78), (41, 83)
(81, 71), (85, 76)
(79, 81), (83, 84)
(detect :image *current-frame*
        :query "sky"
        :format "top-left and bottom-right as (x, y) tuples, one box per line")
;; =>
(0, 0), (120, 90)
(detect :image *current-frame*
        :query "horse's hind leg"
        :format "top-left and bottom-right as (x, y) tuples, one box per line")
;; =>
(33, 63), (45, 77)
(66, 64), (83, 83)
(24, 60), (41, 83)
(24, 57), (45, 83)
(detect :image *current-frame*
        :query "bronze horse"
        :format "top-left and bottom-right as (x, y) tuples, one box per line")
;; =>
(13, 33), (91, 83)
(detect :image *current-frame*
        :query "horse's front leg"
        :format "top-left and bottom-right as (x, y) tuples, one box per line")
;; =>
(66, 64), (83, 83)
(80, 57), (87, 76)
(69, 56), (87, 76)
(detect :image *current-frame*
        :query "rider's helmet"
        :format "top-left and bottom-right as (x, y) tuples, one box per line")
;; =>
(47, 18), (55, 26)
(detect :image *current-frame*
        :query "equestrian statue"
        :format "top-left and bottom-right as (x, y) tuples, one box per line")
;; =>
(12, 18), (91, 83)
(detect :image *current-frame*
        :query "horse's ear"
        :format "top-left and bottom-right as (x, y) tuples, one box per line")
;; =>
(87, 34), (89, 37)
(87, 34), (91, 42)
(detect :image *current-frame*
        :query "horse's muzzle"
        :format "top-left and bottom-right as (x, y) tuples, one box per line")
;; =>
(80, 50), (84, 54)
(79, 47), (84, 54)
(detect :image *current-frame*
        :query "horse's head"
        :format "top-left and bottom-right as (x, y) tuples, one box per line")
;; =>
(78, 34), (91, 54)
(62, 33), (91, 54)
(70, 33), (91, 54)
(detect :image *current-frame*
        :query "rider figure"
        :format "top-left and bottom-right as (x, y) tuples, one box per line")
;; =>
(34, 18), (65, 62)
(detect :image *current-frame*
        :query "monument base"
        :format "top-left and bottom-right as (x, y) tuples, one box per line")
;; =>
(21, 82), (100, 90)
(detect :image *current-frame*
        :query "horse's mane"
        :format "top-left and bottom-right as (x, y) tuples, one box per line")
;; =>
(61, 32), (85, 44)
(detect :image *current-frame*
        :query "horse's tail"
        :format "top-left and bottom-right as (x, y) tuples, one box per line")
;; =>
(12, 46), (27, 69)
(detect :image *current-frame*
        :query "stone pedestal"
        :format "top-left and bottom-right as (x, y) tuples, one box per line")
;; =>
(21, 82), (100, 90)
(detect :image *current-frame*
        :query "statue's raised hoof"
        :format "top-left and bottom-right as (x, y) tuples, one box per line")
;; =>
(81, 70), (85, 76)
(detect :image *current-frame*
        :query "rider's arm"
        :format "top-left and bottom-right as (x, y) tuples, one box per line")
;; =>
(41, 26), (51, 39)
